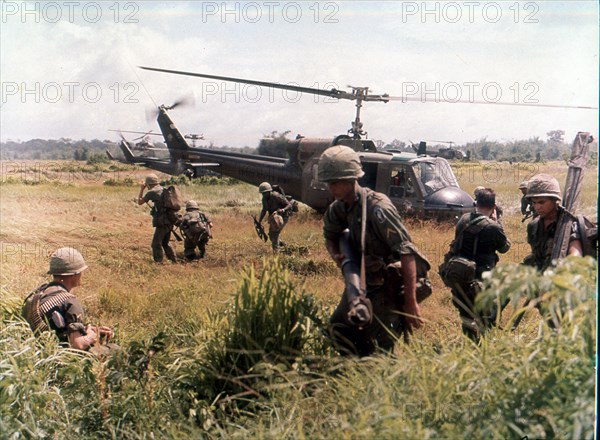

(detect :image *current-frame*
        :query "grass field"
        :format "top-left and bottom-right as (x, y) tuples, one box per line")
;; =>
(0, 159), (596, 438)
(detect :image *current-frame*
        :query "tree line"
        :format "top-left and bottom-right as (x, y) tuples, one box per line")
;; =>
(2, 130), (597, 163)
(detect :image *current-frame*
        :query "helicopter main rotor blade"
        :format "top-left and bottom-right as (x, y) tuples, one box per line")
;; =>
(382, 95), (598, 110)
(109, 129), (163, 137)
(139, 66), (356, 100)
(139, 66), (597, 110)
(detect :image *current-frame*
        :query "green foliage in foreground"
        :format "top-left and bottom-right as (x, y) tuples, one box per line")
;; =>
(1, 258), (596, 439)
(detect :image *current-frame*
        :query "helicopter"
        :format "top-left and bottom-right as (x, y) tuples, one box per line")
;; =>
(106, 102), (219, 178)
(412, 140), (466, 160)
(132, 66), (596, 218)
(111, 98), (474, 219)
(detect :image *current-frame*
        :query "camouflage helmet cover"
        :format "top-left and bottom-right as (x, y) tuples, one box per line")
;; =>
(519, 180), (529, 190)
(48, 247), (88, 275)
(186, 200), (199, 210)
(525, 173), (562, 201)
(258, 182), (272, 193)
(145, 173), (159, 186)
(317, 145), (365, 182)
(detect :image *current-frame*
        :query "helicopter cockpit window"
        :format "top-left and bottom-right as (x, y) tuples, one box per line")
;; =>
(412, 159), (459, 195)
(389, 167), (415, 198)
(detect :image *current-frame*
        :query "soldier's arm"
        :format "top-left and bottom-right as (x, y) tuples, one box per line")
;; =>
(258, 200), (267, 222)
(496, 226), (511, 254)
(568, 240), (583, 257)
(400, 254), (422, 331)
(68, 325), (111, 350)
(61, 300), (108, 350)
(137, 183), (146, 205)
(276, 193), (292, 215)
(325, 237), (345, 268)
(323, 202), (347, 267)
(567, 220), (583, 256)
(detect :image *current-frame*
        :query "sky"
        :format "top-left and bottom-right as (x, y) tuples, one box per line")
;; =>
(1, 1), (598, 148)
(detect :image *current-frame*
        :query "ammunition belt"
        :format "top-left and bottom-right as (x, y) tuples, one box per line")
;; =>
(23, 285), (75, 335)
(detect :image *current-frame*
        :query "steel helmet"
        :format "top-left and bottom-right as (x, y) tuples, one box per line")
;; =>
(258, 182), (272, 193)
(186, 200), (199, 211)
(526, 174), (562, 201)
(518, 180), (529, 190)
(317, 145), (365, 182)
(48, 247), (88, 275)
(145, 173), (159, 186)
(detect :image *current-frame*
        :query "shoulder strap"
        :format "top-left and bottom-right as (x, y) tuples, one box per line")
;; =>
(23, 283), (49, 304)
(455, 216), (491, 258)
(359, 187), (367, 295)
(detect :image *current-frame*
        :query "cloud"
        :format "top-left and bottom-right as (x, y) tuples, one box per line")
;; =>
(1, 1), (597, 146)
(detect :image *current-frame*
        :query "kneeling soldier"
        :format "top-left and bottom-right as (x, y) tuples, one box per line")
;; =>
(180, 200), (212, 261)
(22, 247), (112, 351)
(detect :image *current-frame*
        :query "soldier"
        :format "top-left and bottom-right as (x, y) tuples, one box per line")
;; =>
(319, 145), (430, 356)
(22, 247), (112, 351)
(519, 180), (536, 221)
(257, 182), (293, 250)
(137, 173), (177, 263)
(523, 174), (582, 271)
(446, 188), (511, 340)
(474, 186), (503, 224)
(180, 200), (213, 261)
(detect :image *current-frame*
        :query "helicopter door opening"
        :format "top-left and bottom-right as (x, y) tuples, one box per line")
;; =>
(358, 162), (378, 190)
(389, 166), (416, 198)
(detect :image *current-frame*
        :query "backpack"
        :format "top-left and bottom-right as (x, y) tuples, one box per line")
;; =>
(439, 216), (491, 288)
(182, 213), (209, 240)
(154, 186), (182, 226)
(160, 185), (182, 211)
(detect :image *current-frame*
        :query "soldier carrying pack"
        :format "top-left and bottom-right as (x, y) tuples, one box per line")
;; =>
(439, 216), (491, 288)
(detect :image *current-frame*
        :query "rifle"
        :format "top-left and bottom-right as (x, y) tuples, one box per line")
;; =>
(171, 227), (183, 242)
(521, 211), (533, 223)
(339, 230), (372, 328)
(251, 215), (268, 242)
(551, 132), (592, 261)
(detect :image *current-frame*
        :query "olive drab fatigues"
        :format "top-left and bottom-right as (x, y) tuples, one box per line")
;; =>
(450, 212), (510, 339)
(260, 192), (291, 249)
(22, 282), (87, 344)
(324, 187), (430, 356)
(180, 210), (211, 260)
(143, 186), (176, 263)
(525, 207), (580, 272)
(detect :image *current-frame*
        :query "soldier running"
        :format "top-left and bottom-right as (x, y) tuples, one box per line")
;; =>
(137, 173), (177, 263)
(257, 182), (293, 250)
